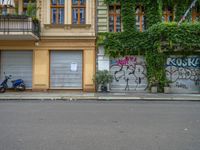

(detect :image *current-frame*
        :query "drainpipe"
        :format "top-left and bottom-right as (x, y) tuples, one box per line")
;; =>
(95, 0), (98, 71)
(178, 0), (197, 26)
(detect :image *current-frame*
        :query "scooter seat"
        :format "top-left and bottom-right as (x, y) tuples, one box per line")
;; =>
(12, 79), (23, 85)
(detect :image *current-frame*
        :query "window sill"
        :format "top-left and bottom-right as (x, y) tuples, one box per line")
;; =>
(44, 24), (65, 29)
(67, 24), (91, 29)
(44, 24), (91, 29)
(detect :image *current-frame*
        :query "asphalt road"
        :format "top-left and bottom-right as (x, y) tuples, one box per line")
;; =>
(0, 100), (200, 150)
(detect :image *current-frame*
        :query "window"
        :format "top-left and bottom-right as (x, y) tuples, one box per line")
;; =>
(109, 4), (121, 32)
(135, 5), (144, 32)
(162, 6), (174, 22)
(192, 5), (200, 22)
(0, 0), (18, 15)
(23, 0), (36, 15)
(51, 0), (64, 24)
(72, 0), (86, 24)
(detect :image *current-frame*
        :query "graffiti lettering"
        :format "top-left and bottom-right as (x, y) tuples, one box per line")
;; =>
(166, 65), (200, 82)
(167, 57), (200, 68)
(166, 56), (200, 93)
(175, 82), (188, 89)
(110, 56), (147, 91)
(116, 56), (137, 66)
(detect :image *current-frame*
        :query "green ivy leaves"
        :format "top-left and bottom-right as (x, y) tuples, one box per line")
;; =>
(100, 0), (200, 92)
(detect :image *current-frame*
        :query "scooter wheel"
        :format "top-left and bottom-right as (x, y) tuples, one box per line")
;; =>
(18, 84), (26, 91)
(0, 87), (6, 93)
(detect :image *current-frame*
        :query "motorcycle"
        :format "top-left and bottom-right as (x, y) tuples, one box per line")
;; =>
(0, 73), (26, 93)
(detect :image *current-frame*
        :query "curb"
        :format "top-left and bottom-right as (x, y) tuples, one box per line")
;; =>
(0, 96), (199, 101)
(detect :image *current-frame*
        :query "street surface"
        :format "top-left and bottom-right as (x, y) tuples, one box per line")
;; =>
(0, 100), (200, 150)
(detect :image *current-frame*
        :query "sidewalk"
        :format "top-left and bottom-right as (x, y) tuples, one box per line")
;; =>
(0, 91), (200, 101)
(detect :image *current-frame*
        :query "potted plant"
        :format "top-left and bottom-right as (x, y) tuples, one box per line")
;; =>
(163, 79), (172, 94)
(93, 70), (113, 92)
(149, 77), (159, 93)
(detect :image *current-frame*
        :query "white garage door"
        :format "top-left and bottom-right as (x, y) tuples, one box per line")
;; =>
(0, 51), (33, 89)
(50, 51), (83, 89)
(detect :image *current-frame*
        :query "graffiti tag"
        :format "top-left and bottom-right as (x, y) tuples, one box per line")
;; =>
(167, 57), (200, 68)
(110, 56), (147, 91)
(166, 56), (200, 92)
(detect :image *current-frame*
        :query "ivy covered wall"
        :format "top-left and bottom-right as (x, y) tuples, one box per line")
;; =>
(98, 0), (200, 92)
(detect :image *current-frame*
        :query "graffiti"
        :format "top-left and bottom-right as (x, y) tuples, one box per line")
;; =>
(167, 57), (200, 68)
(166, 56), (200, 92)
(116, 56), (137, 66)
(110, 56), (147, 91)
(166, 67), (200, 82)
(175, 82), (188, 89)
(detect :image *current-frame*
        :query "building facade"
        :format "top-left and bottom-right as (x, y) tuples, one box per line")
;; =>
(0, 0), (96, 92)
(0, 0), (199, 93)
(96, 0), (200, 93)
(97, 0), (148, 92)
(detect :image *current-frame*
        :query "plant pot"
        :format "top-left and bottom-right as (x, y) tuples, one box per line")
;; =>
(164, 87), (171, 94)
(151, 86), (157, 93)
(100, 85), (108, 92)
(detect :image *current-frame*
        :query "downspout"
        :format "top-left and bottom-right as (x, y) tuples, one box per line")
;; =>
(178, 0), (197, 25)
(95, 0), (98, 71)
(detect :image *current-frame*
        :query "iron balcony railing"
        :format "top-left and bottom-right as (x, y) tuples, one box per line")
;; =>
(0, 15), (40, 38)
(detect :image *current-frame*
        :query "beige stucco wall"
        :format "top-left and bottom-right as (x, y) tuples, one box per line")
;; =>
(0, 0), (96, 92)
(83, 49), (96, 92)
(40, 0), (96, 38)
(0, 39), (96, 92)
(33, 49), (49, 90)
(36, 39), (96, 91)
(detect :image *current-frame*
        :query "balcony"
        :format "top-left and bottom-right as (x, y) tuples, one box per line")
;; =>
(0, 15), (40, 40)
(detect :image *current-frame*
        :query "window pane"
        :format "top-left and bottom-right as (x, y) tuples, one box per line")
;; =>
(51, 0), (57, 5)
(58, 8), (64, 24)
(80, 0), (85, 5)
(80, 8), (85, 24)
(51, 8), (57, 24)
(116, 6), (120, 14)
(72, 0), (78, 5)
(162, 6), (173, 22)
(168, 15), (173, 22)
(109, 6), (114, 14)
(141, 16), (145, 31)
(116, 16), (121, 32)
(109, 16), (114, 32)
(196, 16), (200, 21)
(72, 8), (78, 24)
(58, 0), (65, 5)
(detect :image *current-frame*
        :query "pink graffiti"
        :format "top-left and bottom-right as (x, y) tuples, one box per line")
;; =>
(117, 56), (137, 66)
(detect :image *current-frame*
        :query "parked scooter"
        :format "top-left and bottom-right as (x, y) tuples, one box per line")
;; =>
(0, 73), (26, 93)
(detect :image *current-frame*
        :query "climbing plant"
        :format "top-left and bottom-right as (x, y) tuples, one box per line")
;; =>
(144, 0), (162, 28)
(101, 0), (200, 92)
(27, 1), (37, 19)
(121, 0), (136, 32)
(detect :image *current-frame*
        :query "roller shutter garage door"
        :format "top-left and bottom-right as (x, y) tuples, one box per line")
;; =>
(0, 51), (33, 89)
(50, 51), (83, 89)
(110, 56), (148, 92)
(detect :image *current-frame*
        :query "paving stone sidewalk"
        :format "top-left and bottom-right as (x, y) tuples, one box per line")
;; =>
(0, 92), (199, 101)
